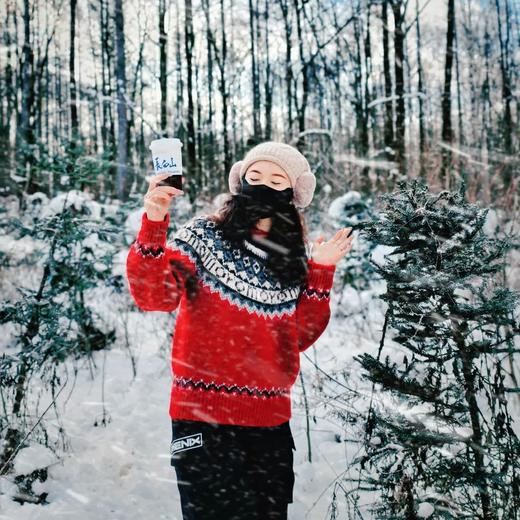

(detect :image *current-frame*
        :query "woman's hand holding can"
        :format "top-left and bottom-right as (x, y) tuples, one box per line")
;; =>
(144, 172), (184, 222)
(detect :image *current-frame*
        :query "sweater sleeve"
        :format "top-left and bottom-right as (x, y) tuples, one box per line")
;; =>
(295, 258), (336, 353)
(126, 211), (198, 313)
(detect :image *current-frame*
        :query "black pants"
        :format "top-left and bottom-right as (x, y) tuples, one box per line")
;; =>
(170, 418), (296, 520)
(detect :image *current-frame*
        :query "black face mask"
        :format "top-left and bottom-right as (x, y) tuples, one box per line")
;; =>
(239, 177), (294, 219)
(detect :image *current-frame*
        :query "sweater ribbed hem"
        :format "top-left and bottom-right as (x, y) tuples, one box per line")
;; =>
(169, 384), (292, 427)
(137, 211), (170, 246)
(307, 259), (336, 292)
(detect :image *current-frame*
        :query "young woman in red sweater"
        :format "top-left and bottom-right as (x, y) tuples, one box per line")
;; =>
(126, 141), (354, 520)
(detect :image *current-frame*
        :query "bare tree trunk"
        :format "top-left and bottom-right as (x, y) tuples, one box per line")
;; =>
(391, 0), (406, 180)
(159, 0), (168, 137)
(202, 0), (231, 179)
(353, 14), (366, 155)
(56, 55), (63, 151)
(495, 0), (513, 154)
(264, 0), (273, 140)
(440, 0), (455, 189)
(278, 0), (294, 139)
(69, 0), (79, 146)
(127, 13), (146, 174)
(333, 37), (342, 135)
(494, 0), (514, 189)
(195, 57), (202, 173)
(219, 0), (231, 172)
(184, 0), (199, 193)
(415, 0), (426, 179)
(293, 0), (309, 148)
(100, 0), (116, 195)
(480, 22), (493, 204)
(200, 0), (216, 190)
(18, 0), (37, 198)
(139, 65), (146, 174)
(382, 1), (394, 156)
(358, 3), (371, 191)
(203, 0), (215, 152)
(249, 0), (262, 140)
(174, 3), (183, 135)
(0, 0), (15, 192)
(87, 0), (100, 155)
(454, 13), (464, 182)
(114, 0), (128, 200)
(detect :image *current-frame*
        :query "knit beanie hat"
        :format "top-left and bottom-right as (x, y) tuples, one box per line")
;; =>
(228, 141), (316, 208)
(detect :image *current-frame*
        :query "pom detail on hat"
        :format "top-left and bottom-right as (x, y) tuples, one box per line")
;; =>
(228, 160), (244, 195)
(293, 172), (316, 208)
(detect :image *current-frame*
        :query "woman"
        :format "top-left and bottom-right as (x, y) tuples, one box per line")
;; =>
(126, 141), (354, 520)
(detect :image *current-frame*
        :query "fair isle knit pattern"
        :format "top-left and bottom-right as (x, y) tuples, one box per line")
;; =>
(167, 216), (301, 319)
(172, 375), (290, 399)
(126, 211), (336, 427)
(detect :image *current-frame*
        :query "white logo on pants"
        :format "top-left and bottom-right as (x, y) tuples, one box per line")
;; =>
(170, 433), (203, 455)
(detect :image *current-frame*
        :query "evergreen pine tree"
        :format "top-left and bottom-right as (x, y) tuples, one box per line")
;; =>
(328, 190), (378, 293)
(351, 179), (520, 519)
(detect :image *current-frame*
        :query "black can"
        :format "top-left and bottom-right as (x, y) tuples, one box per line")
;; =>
(157, 174), (183, 191)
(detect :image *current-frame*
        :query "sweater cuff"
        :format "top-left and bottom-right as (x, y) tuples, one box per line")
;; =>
(306, 259), (336, 292)
(137, 211), (170, 247)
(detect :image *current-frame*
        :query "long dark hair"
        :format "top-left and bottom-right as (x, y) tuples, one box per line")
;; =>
(169, 258), (200, 302)
(170, 191), (310, 302)
(208, 193), (310, 287)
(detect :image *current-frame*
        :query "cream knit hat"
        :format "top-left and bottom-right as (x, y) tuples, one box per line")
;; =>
(228, 141), (316, 208)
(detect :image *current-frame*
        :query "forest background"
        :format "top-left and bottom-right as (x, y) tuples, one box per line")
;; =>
(1, 0), (519, 518)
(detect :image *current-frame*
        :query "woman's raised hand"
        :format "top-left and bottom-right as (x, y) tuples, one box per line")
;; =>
(310, 228), (355, 266)
(143, 172), (184, 222)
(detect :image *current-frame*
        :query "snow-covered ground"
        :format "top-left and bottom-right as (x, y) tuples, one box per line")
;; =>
(2, 193), (518, 519)
(0, 191), (384, 519)
(0, 263), (385, 519)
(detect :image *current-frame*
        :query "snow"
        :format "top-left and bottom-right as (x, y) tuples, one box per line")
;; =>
(335, 153), (398, 171)
(328, 191), (364, 221)
(40, 190), (103, 219)
(417, 501), (435, 517)
(0, 234), (47, 262)
(1, 192), (518, 519)
(0, 283), (372, 519)
(0, 193), (382, 516)
(13, 445), (58, 476)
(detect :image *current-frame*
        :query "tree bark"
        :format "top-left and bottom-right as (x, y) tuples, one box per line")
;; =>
(415, 0), (426, 179)
(293, 0), (309, 148)
(115, 0), (128, 200)
(440, 0), (455, 188)
(159, 0), (168, 137)
(18, 0), (37, 198)
(184, 0), (199, 192)
(278, 0), (294, 139)
(100, 0), (116, 194)
(264, 0), (273, 140)
(249, 0), (262, 140)
(219, 0), (231, 172)
(382, 1), (394, 152)
(391, 0), (406, 178)
(69, 0), (79, 146)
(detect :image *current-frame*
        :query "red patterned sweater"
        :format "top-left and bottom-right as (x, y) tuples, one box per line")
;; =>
(126, 211), (336, 427)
